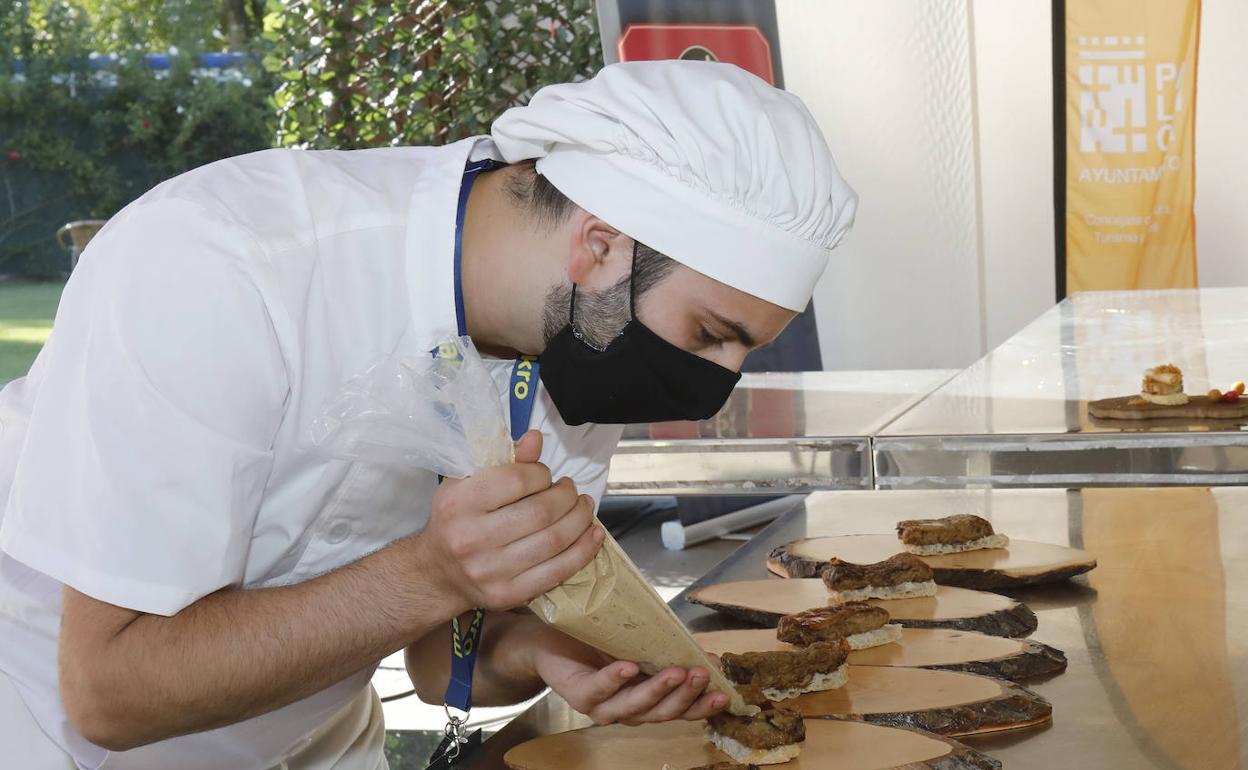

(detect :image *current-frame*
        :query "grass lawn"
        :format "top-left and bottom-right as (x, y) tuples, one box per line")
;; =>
(0, 280), (66, 383)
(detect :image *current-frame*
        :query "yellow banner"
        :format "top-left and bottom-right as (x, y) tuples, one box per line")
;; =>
(1066, 0), (1200, 293)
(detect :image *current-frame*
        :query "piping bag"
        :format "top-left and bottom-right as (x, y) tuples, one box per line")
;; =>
(311, 336), (755, 716)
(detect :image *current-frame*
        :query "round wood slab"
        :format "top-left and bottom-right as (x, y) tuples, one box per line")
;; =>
(768, 665), (1051, 737)
(1088, 394), (1248, 421)
(768, 534), (1096, 590)
(688, 580), (1038, 638)
(694, 628), (1066, 683)
(504, 718), (1002, 770)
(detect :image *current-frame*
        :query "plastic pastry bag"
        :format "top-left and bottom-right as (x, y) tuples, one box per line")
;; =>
(310, 337), (513, 478)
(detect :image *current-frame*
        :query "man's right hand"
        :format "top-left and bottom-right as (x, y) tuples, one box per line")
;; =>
(419, 430), (604, 613)
(59, 428), (595, 751)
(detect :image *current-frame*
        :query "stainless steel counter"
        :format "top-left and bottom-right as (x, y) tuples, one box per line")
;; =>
(606, 370), (956, 495)
(875, 289), (1248, 488)
(464, 486), (1248, 770)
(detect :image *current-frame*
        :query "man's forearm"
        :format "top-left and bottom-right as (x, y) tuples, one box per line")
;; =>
(60, 533), (466, 751)
(405, 611), (554, 707)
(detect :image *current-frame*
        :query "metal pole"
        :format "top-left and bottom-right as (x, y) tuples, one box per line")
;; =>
(660, 495), (803, 551)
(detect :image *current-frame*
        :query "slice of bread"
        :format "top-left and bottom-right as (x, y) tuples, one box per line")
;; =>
(903, 533), (1009, 555)
(845, 623), (904, 650)
(830, 579), (937, 603)
(704, 730), (802, 766)
(759, 664), (848, 701)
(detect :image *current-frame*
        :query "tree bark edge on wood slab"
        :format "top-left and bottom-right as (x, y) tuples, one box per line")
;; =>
(688, 596), (1039, 639)
(767, 547), (1095, 590)
(817, 683), (1053, 739)
(1088, 395), (1248, 421)
(914, 638), (1067, 681)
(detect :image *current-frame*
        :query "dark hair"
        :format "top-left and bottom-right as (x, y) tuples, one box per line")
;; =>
(505, 159), (577, 230)
(514, 161), (682, 347)
(505, 160), (677, 294)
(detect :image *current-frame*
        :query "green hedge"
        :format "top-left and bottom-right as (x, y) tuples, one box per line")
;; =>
(0, 58), (276, 277)
(0, 0), (602, 277)
(268, 0), (601, 148)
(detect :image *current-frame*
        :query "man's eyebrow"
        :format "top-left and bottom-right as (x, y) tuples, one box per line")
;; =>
(707, 309), (758, 348)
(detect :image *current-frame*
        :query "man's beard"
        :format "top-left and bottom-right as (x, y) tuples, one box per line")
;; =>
(541, 273), (632, 351)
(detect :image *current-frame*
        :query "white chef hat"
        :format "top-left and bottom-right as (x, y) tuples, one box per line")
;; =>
(490, 60), (857, 312)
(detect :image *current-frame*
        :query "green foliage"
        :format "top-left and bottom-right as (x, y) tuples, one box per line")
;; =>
(0, 2), (277, 277)
(0, 280), (63, 383)
(269, 0), (602, 149)
(382, 729), (446, 769)
(3, 0), (230, 58)
(0, 0), (604, 276)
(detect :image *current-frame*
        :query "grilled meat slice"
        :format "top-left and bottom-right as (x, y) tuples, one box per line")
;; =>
(706, 707), (805, 750)
(776, 602), (890, 646)
(821, 553), (933, 592)
(897, 514), (996, 547)
(720, 639), (849, 691)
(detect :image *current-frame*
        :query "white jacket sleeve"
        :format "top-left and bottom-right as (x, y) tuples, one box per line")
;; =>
(0, 198), (289, 616)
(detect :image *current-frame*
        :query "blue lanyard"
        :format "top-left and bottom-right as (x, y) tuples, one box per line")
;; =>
(445, 609), (485, 713)
(448, 157), (541, 443)
(451, 159), (493, 339)
(442, 158), (541, 717)
(508, 356), (539, 443)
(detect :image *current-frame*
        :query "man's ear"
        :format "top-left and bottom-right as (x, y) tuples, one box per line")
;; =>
(566, 214), (627, 290)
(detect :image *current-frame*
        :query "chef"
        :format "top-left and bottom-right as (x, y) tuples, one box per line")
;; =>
(0, 60), (856, 769)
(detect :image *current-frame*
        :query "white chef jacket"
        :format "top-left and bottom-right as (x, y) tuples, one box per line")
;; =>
(0, 137), (623, 770)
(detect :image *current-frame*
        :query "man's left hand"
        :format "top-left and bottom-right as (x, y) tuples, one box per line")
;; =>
(530, 628), (730, 726)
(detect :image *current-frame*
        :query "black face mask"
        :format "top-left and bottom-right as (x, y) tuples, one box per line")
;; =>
(538, 248), (742, 425)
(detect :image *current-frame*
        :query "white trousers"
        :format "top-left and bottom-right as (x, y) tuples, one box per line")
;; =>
(0, 671), (388, 770)
(0, 671), (75, 770)
(273, 686), (389, 770)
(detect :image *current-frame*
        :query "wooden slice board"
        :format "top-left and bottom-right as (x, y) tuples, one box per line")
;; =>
(1088, 394), (1248, 421)
(688, 580), (1038, 638)
(504, 718), (1002, 770)
(735, 665), (1049, 736)
(781, 665), (1049, 736)
(768, 534), (1096, 590)
(695, 627), (1066, 682)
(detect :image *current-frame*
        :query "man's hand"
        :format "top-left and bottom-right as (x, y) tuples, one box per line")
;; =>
(420, 430), (605, 613)
(58, 430), (601, 751)
(530, 627), (730, 726)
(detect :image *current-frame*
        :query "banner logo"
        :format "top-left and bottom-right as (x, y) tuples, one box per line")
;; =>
(1064, 1), (1200, 293)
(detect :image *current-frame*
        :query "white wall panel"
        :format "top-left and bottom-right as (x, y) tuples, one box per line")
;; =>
(971, 0), (1057, 350)
(777, 0), (986, 370)
(1194, 0), (1248, 287)
(781, 0), (1245, 373)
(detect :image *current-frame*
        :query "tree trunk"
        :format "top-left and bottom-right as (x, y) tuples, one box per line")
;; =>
(222, 0), (251, 48)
